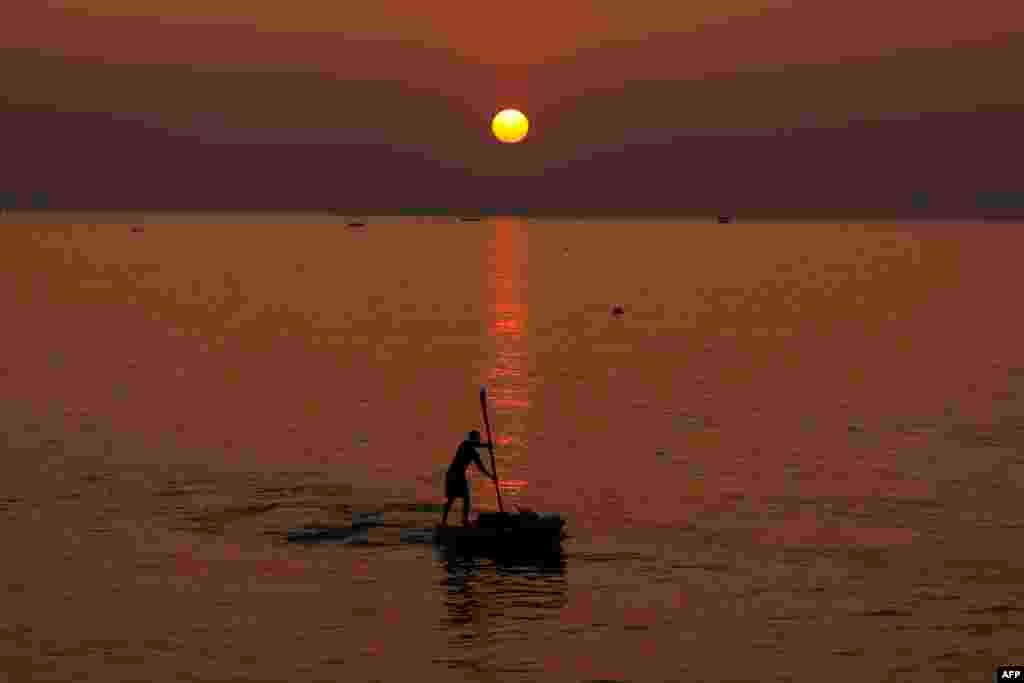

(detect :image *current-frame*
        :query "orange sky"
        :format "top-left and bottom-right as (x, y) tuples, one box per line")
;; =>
(3, 0), (1024, 211)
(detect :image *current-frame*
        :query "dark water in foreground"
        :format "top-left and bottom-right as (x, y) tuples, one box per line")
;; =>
(1, 217), (1023, 681)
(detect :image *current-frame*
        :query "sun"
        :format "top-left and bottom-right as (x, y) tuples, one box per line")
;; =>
(491, 109), (529, 144)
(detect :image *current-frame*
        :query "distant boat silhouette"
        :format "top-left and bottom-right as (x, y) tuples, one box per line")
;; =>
(717, 215), (732, 224)
(326, 208), (366, 226)
(459, 216), (482, 222)
(982, 216), (1024, 222)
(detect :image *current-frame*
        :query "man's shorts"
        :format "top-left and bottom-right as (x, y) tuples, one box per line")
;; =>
(444, 470), (470, 500)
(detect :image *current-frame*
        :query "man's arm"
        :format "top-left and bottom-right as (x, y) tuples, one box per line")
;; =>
(473, 453), (493, 479)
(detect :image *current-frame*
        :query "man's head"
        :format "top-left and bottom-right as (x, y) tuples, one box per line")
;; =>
(468, 429), (482, 443)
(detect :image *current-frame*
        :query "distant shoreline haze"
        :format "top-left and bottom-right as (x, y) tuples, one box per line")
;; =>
(4, 209), (1024, 222)
(3, 186), (1024, 220)
(3, 107), (1024, 217)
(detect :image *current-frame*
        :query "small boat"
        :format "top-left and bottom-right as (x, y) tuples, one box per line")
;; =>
(346, 218), (367, 228)
(458, 216), (482, 222)
(717, 215), (732, 224)
(432, 510), (566, 556)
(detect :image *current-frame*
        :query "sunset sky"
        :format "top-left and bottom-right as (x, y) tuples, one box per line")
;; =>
(2, 0), (1023, 214)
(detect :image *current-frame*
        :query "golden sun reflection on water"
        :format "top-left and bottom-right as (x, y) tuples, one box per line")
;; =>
(482, 218), (532, 499)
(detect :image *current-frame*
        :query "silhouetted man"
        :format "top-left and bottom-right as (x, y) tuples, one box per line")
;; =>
(441, 430), (494, 526)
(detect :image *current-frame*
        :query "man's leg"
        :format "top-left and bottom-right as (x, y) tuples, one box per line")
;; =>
(462, 490), (472, 526)
(441, 497), (454, 526)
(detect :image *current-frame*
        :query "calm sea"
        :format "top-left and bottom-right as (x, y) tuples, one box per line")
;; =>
(1, 216), (1022, 682)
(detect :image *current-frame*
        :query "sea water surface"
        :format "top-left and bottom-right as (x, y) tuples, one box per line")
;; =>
(1, 216), (1023, 682)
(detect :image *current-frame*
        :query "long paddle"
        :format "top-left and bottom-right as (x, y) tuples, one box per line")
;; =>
(479, 387), (504, 514)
